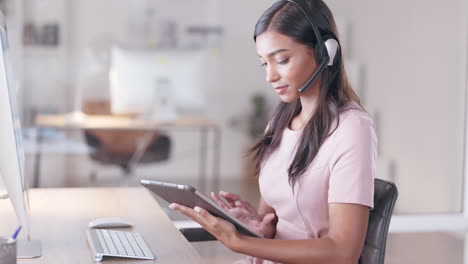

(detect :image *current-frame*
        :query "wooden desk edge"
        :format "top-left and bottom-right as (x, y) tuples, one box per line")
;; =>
(35, 114), (219, 130)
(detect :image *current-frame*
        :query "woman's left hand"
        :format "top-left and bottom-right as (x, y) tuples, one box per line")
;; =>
(169, 203), (242, 251)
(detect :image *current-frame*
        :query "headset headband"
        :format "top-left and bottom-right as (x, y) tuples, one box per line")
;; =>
(282, 0), (340, 92)
(285, 0), (327, 58)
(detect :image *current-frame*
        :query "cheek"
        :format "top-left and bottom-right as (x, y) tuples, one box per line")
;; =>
(274, 65), (301, 101)
(283, 66), (304, 91)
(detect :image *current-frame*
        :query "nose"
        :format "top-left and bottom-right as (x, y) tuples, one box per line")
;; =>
(265, 65), (280, 83)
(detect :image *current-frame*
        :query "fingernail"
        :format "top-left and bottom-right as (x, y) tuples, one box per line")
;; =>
(194, 206), (201, 213)
(168, 204), (176, 210)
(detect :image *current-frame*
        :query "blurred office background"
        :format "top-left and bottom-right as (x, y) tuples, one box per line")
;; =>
(1, 0), (467, 263)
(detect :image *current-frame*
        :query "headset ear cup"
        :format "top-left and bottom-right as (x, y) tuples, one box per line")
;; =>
(314, 37), (339, 68)
(324, 37), (339, 66)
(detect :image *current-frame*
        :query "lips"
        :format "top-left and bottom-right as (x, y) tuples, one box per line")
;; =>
(274, 85), (289, 94)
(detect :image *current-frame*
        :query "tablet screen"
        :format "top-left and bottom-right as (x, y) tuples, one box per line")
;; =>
(141, 179), (262, 238)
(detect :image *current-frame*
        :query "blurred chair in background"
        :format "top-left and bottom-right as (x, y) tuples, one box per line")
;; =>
(82, 100), (171, 183)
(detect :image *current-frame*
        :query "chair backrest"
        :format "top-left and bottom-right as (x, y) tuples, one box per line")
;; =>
(82, 100), (161, 155)
(359, 178), (398, 264)
(82, 100), (171, 174)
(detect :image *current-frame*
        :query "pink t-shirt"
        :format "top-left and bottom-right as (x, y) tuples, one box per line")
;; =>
(235, 107), (377, 264)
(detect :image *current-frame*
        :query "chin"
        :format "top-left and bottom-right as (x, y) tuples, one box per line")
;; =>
(279, 94), (299, 103)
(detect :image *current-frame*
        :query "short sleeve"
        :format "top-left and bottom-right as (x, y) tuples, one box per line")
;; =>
(327, 113), (377, 209)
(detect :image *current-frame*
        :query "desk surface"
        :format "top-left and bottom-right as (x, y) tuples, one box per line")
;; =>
(0, 188), (204, 264)
(35, 114), (216, 130)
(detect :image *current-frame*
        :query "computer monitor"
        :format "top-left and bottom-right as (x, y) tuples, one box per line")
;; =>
(109, 47), (210, 121)
(0, 11), (41, 258)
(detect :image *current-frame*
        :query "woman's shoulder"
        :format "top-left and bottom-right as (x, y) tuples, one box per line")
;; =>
(332, 103), (376, 140)
(339, 104), (374, 123)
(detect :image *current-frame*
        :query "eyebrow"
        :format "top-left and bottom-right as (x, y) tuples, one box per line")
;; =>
(257, 49), (289, 58)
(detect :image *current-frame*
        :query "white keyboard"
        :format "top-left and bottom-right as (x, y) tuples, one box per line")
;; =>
(87, 229), (155, 262)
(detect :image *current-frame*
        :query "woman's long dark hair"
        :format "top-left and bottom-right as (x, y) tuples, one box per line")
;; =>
(250, 0), (363, 187)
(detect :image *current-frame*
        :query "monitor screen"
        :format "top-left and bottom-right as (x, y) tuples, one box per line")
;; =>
(109, 47), (210, 120)
(0, 11), (41, 257)
(0, 10), (28, 239)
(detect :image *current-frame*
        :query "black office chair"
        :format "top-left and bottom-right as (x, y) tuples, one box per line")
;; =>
(82, 100), (171, 180)
(84, 131), (171, 175)
(179, 178), (398, 264)
(359, 178), (398, 264)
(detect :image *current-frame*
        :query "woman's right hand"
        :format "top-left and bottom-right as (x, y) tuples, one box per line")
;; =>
(211, 191), (277, 238)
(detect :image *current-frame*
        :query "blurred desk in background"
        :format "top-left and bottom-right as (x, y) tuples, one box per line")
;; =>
(23, 136), (93, 155)
(36, 114), (217, 130)
(34, 113), (221, 192)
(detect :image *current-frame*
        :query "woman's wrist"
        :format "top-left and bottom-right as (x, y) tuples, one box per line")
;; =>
(229, 233), (248, 253)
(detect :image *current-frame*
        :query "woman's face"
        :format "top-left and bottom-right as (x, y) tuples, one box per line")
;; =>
(256, 31), (319, 103)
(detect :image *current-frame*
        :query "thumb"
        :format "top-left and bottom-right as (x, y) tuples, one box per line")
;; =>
(262, 213), (276, 224)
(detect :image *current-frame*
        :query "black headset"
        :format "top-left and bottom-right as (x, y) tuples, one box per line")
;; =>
(284, 0), (340, 92)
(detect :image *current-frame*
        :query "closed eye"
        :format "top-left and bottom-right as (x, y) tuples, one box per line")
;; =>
(278, 58), (289, 65)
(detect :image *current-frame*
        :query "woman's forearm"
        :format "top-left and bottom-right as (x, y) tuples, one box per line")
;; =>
(231, 235), (357, 264)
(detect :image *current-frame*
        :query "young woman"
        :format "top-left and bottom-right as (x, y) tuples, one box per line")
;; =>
(170, 0), (377, 263)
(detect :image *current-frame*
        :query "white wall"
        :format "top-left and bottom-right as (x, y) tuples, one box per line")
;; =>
(327, 0), (467, 214)
(20, 0), (71, 117)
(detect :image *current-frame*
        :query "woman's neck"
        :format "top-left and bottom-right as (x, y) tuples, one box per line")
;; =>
(289, 95), (319, 131)
(298, 83), (320, 121)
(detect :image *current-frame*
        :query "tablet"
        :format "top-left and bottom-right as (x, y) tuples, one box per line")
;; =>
(140, 179), (263, 238)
